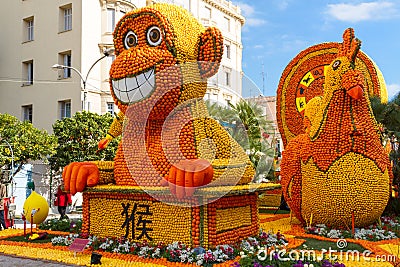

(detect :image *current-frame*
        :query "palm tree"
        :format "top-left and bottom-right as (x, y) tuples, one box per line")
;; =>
(205, 99), (276, 182)
(370, 93), (400, 215)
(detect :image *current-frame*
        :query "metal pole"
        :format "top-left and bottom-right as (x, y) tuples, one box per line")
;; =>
(52, 48), (113, 112)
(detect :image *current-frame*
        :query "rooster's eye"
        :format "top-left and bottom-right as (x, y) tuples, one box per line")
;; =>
(332, 60), (341, 70)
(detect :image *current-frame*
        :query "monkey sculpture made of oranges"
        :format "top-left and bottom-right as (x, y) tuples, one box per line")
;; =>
(62, 3), (255, 199)
(280, 28), (392, 228)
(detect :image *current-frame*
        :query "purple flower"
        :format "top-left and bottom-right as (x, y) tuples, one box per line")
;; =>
(260, 231), (268, 239)
(293, 260), (304, 267)
(321, 259), (333, 267)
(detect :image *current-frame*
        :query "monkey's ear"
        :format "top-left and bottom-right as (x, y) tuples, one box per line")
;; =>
(197, 27), (224, 79)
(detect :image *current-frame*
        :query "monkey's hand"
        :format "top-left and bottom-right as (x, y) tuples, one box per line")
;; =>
(162, 159), (213, 199)
(62, 162), (99, 195)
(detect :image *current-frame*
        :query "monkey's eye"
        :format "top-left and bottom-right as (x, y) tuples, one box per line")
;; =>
(146, 26), (162, 46)
(332, 60), (341, 70)
(124, 31), (137, 49)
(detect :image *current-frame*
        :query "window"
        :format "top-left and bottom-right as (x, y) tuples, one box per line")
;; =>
(57, 51), (71, 79)
(107, 102), (114, 115)
(60, 4), (72, 32)
(63, 54), (71, 78)
(119, 10), (126, 21)
(22, 105), (33, 122)
(225, 44), (231, 59)
(107, 8), (115, 32)
(22, 60), (33, 85)
(202, 6), (211, 19)
(59, 100), (71, 119)
(225, 71), (230, 86)
(223, 17), (230, 32)
(23, 17), (34, 42)
(63, 53), (71, 78)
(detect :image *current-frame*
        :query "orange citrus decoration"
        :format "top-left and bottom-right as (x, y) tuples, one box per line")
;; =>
(279, 28), (392, 228)
(62, 3), (254, 198)
(277, 31), (388, 147)
(60, 3), (263, 247)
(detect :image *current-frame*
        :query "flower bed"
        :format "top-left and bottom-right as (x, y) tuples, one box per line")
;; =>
(305, 216), (400, 241)
(0, 213), (398, 266)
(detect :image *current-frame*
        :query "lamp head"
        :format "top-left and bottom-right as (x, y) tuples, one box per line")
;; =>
(51, 64), (65, 70)
(103, 48), (115, 57)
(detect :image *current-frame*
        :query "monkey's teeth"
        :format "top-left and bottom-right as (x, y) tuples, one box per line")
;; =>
(112, 69), (155, 104)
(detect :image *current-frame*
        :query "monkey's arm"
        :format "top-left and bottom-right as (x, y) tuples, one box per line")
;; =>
(98, 111), (125, 150)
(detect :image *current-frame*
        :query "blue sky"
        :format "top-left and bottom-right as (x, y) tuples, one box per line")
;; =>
(234, 0), (400, 100)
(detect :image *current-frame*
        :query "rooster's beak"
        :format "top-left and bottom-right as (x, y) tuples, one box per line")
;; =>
(346, 85), (363, 100)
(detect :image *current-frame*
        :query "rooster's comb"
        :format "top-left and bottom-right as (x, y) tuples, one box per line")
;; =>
(338, 28), (361, 68)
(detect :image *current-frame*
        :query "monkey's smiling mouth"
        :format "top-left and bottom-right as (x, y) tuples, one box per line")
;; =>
(111, 68), (155, 104)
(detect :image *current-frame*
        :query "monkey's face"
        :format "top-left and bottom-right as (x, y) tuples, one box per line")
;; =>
(110, 9), (181, 114)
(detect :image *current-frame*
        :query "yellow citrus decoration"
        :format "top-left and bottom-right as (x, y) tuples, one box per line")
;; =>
(62, 2), (254, 197)
(23, 191), (49, 224)
(279, 28), (392, 228)
(277, 32), (388, 147)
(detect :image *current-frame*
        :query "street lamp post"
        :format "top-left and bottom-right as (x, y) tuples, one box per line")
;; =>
(52, 48), (114, 111)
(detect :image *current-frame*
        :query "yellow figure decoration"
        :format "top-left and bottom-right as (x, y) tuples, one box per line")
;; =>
(62, 3), (255, 199)
(23, 190), (49, 224)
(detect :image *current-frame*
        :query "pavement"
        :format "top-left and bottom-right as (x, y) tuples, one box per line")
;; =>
(0, 253), (78, 266)
(0, 212), (83, 266)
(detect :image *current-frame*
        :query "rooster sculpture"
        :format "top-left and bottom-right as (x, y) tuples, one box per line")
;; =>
(280, 28), (392, 228)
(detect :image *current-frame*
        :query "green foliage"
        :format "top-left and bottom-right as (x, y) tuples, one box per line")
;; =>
(0, 113), (57, 179)
(206, 100), (276, 181)
(5, 234), (59, 243)
(370, 94), (400, 216)
(39, 217), (82, 233)
(50, 111), (120, 173)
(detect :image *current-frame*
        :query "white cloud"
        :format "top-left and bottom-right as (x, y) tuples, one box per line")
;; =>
(246, 18), (267, 26)
(275, 0), (289, 10)
(235, 1), (267, 27)
(236, 2), (255, 17)
(254, 45), (264, 49)
(326, 1), (398, 22)
(387, 83), (400, 100)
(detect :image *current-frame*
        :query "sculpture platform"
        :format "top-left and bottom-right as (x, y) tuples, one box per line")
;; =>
(82, 183), (281, 248)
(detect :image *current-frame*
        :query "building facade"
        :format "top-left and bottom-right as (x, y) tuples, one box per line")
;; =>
(0, 0), (245, 213)
(0, 0), (145, 133)
(0, 0), (244, 133)
(160, 0), (245, 106)
(247, 96), (283, 173)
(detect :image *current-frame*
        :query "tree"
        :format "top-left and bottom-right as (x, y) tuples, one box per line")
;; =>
(205, 99), (276, 181)
(49, 111), (120, 174)
(0, 113), (57, 182)
(370, 93), (400, 215)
